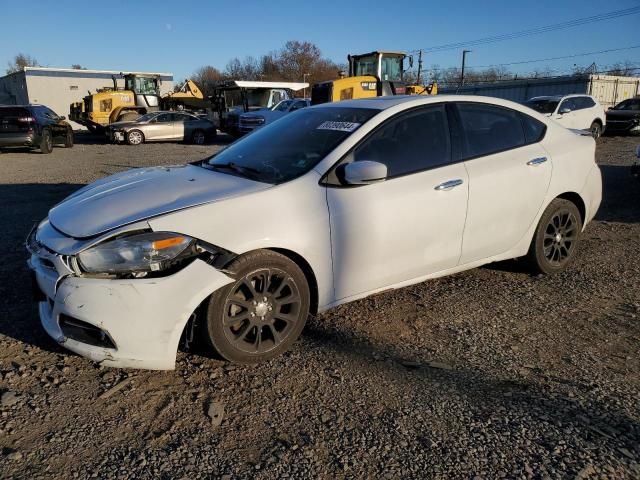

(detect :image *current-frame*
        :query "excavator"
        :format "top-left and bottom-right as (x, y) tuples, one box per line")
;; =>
(311, 51), (437, 105)
(161, 79), (210, 111)
(70, 73), (163, 132)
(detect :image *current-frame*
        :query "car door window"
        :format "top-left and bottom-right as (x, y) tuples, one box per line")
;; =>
(520, 113), (546, 144)
(456, 103), (525, 159)
(349, 105), (451, 178)
(155, 113), (173, 123)
(290, 101), (308, 112)
(559, 98), (577, 112)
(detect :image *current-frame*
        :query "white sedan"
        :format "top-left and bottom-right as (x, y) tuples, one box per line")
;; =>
(27, 95), (602, 370)
(525, 94), (606, 138)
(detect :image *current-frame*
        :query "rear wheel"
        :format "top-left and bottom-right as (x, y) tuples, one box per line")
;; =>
(526, 198), (582, 275)
(64, 129), (74, 148)
(127, 129), (144, 145)
(39, 129), (53, 154)
(590, 121), (602, 139)
(204, 250), (310, 364)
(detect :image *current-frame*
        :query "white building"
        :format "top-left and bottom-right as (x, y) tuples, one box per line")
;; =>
(0, 67), (173, 129)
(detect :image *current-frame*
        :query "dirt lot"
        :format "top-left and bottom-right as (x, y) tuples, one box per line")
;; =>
(1, 133), (639, 479)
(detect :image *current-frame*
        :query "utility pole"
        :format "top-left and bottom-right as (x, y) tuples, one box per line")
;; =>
(458, 49), (471, 93)
(303, 73), (310, 98)
(416, 50), (423, 85)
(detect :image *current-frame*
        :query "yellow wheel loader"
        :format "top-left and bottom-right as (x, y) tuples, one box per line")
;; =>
(69, 73), (161, 132)
(311, 51), (437, 105)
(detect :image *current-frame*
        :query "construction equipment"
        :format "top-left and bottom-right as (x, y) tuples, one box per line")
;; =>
(70, 73), (161, 132)
(162, 79), (210, 111)
(311, 51), (437, 105)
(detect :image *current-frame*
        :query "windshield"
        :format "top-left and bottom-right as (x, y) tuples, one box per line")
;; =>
(614, 99), (640, 111)
(246, 89), (273, 107)
(272, 100), (294, 112)
(353, 54), (377, 77)
(380, 56), (403, 81)
(525, 99), (559, 114)
(206, 107), (378, 184)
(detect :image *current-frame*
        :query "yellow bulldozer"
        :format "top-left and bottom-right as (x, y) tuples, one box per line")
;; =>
(311, 51), (437, 105)
(70, 73), (162, 132)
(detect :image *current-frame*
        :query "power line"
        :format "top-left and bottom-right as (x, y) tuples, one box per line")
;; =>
(406, 6), (640, 54)
(465, 44), (640, 69)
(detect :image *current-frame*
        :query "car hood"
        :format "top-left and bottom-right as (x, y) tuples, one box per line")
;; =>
(606, 109), (640, 119)
(49, 164), (270, 238)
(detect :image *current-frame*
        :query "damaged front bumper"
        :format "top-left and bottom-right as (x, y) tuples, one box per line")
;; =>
(28, 242), (234, 370)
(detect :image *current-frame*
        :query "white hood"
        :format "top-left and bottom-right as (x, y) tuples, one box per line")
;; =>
(48, 164), (270, 238)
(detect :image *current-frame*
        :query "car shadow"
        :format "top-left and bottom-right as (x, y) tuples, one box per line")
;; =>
(595, 165), (639, 224)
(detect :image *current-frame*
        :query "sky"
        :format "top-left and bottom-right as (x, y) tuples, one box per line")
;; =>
(1, 0), (639, 82)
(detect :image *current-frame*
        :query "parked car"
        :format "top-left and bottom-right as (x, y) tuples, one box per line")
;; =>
(27, 95), (601, 370)
(605, 97), (640, 136)
(524, 94), (606, 138)
(239, 99), (310, 133)
(108, 111), (216, 145)
(0, 104), (73, 154)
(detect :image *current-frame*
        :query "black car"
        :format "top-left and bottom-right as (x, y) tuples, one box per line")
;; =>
(605, 98), (640, 135)
(0, 104), (73, 154)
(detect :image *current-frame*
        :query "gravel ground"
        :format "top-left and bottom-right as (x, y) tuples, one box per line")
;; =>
(0, 133), (639, 479)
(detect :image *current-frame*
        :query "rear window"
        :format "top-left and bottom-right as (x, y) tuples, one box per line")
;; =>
(520, 113), (546, 143)
(0, 107), (30, 118)
(525, 99), (558, 114)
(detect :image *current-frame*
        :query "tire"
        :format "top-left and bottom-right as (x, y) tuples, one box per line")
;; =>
(590, 121), (602, 139)
(191, 129), (206, 145)
(127, 129), (144, 145)
(204, 250), (310, 364)
(39, 129), (53, 154)
(64, 129), (74, 148)
(526, 198), (582, 275)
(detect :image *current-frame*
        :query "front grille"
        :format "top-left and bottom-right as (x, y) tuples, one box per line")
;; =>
(59, 315), (116, 349)
(240, 117), (264, 126)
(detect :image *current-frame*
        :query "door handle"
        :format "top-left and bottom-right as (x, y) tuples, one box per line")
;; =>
(527, 157), (547, 166)
(434, 179), (464, 191)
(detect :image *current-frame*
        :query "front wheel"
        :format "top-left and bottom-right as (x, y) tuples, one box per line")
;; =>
(127, 129), (144, 145)
(590, 121), (602, 139)
(64, 129), (74, 148)
(526, 199), (582, 275)
(204, 250), (310, 364)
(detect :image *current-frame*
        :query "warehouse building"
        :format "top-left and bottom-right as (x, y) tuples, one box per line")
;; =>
(440, 74), (640, 108)
(0, 67), (173, 129)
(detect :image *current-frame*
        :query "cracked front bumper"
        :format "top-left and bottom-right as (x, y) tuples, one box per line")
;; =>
(29, 256), (234, 370)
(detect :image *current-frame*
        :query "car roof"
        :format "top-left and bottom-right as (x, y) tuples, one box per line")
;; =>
(314, 94), (535, 111)
(529, 94), (593, 101)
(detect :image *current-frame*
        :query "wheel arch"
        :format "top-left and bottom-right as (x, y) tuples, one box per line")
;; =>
(267, 247), (319, 315)
(556, 191), (586, 225)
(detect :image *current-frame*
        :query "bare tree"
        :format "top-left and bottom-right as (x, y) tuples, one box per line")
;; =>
(191, 65), (225, 96)
(607, 60), (637, 76)
(71, 64), (87, 70)
(6, 53), (38, 74)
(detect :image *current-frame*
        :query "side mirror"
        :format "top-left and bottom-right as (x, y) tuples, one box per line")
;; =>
(559, 107), (571, 114)
(343, 161), (387, 185)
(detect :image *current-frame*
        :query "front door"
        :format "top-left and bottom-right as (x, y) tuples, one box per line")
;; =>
(325, 104), (469, 300)
(144, 113), (175, 140)
(454, 102), (552, 264)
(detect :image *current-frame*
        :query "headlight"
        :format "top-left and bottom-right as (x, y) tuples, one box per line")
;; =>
(77, 232), (195, 275)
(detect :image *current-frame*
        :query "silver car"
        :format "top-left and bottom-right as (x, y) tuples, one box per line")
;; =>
(108, 111), (217, 145)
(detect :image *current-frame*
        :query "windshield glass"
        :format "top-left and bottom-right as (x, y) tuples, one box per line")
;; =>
(272, 100), (294, 112)
(525, 99), (559, 114)
(246, 90), (272, 107)
(380, 56), (403, 81)
(125, 76), (159, 95)
(206, 107), (378, 184)
(353, 55), (377, 77)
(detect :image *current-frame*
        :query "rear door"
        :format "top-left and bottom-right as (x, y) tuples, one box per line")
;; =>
(454, 102), (552, 264)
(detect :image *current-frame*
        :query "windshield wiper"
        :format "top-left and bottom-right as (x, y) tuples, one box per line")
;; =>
(208, 161), (262, 178)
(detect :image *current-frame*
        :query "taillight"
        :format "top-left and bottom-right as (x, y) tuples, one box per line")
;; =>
(17, 116), (35, 123)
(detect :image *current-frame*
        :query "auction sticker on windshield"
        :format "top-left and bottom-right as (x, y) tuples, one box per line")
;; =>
(317, 121), (361, 132)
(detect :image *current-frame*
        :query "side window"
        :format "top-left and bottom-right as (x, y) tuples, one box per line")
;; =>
(43, 107), (59, 119)
(290, 101), (307, 112)
(352, 105), (451, 178)
(582, 97), (596, 108)
(520, 113), (546, 144)
(456, 103), (525, 159)
(559, 98), (577, 112)
(155, 113), (173, 123)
